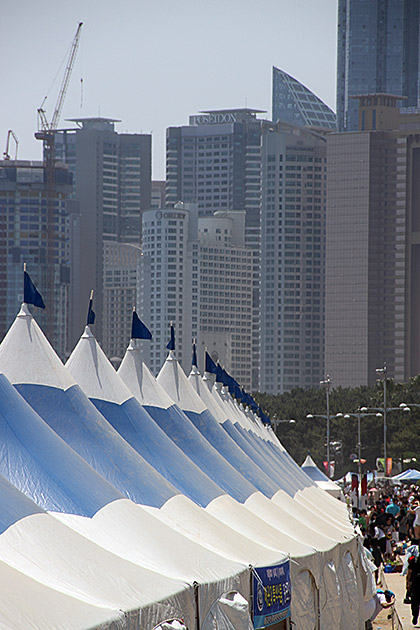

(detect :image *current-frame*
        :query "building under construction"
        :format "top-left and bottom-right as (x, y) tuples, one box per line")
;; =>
(0, 159), (74, 358)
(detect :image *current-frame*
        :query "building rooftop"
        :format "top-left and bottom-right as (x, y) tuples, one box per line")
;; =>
(272, 67), (336, 129)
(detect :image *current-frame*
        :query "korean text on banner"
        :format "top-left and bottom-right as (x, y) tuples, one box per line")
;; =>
(253, 561), (291, 629)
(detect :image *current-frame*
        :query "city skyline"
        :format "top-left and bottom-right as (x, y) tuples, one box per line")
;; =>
(2, 0), (338, 180)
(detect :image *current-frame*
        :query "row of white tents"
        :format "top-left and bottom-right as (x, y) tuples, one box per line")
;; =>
(0, 302), (377, 629)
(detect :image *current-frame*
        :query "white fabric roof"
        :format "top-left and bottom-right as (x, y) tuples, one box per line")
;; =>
(0, 305), (368, 629)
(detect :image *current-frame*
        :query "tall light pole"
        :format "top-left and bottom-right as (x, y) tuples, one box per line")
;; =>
(320, 374), (331, 476)
(343, 409), (379, 508)
(376, 365), (388, 470)
(361, 366), (410, 475)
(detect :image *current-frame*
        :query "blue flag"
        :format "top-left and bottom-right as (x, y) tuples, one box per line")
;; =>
(205, 351), (217, 374)
(166, 324), (175, 350)
(233, 384), (243, 401)
(192, 342), (198, 368)
(215, 363), (225, 384)
(132, 311), (152, 340)
(24, 271), (45, 309)
(86, 297), (95, 326)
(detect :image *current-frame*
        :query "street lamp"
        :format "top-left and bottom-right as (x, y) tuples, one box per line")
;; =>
(317, 374), (332, 476)
(361, 364), (410, 475)
(271, 419), (296, 438)
(271, 419), (296, 426)
(306, 412), (343, 477)
(343, 409), (378, 508)
(307, 384), (344, 479)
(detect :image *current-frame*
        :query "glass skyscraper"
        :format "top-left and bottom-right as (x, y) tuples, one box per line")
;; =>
(337, 0), (420, 132)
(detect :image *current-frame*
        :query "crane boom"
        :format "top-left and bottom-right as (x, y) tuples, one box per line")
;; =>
(37, 22), (83, 132)
(34, 21), (83, 351)
(50, 22), (83, 130)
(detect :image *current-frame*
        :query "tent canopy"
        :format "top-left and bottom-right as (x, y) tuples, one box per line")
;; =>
(392, 468), (420, 482)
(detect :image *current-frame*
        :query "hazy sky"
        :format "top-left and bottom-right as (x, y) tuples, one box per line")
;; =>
(2, 0), (338, 180)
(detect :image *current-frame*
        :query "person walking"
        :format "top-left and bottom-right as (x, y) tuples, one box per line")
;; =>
(406, 544), (420, 625)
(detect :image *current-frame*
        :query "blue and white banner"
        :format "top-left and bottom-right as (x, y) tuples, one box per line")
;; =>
(253, 561), (291, 628)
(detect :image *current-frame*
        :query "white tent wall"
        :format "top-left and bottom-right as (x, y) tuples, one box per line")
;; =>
(200, 591), (253, 630)
(0, 559), (126, 630)
(290, 569), (318, 630)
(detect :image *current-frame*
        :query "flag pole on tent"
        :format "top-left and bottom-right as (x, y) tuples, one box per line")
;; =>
(86, 290), (95, 326)
(23, 263), (46, 309)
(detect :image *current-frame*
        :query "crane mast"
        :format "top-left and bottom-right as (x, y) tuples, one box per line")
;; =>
(34, 22), (83, 348)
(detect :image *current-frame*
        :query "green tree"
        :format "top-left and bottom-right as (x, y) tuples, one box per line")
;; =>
(254, 378), (420, 478)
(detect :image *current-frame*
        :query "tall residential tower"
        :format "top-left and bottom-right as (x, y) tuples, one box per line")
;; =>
(52, 118), (151, 351)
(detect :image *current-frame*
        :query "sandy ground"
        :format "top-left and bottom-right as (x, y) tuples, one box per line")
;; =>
(379, 571), (414, 629)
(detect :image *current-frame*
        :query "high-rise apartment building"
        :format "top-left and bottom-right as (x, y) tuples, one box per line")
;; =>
(326, 94), (420, 387)
(166, 109), (266, 387)
(198, 211), (253, 389)
(259, 122), (327, 394)
(151, 181), (166, 208)
(337, 0), (420, 132)
(52, 118), (151, 349)
(139, 204), (254, 388)
(272, 67), (336, 129)
(0, 160), (73, 358)
(103, 241), (141, 363)
(139, 204), (198, 374)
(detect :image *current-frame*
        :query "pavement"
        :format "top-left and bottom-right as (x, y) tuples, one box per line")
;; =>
(381, 571), (415, 629)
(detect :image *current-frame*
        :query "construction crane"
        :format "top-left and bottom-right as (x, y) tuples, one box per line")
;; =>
(34, 22), (83, 346)
(36, 22), (83, 137)
(3, 130), (19, 160)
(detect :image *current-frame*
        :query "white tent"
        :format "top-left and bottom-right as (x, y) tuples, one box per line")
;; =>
(0, 474), (194, 627)
(0, 304), (373, 629)
(301, 455), (345, 499)
(0, 306), (251, 628)
(154, 349), (366, 628)
(66, 329), (293, 568)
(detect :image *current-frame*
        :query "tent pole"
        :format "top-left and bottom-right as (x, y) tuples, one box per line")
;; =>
(249, 564), (254, 625)
(193, 581), (200, 630)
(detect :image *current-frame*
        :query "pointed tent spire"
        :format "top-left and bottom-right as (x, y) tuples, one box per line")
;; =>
(166, 322), (175, 351)
(23, 264), (45, 309)
(131, 309), (152, 340)
(86, 290), (95, 326)
(192, 339), (198, 368)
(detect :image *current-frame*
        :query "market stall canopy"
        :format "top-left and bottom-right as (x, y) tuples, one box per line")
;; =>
(392, 468), (420, 483)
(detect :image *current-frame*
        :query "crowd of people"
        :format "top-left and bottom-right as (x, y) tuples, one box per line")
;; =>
(352, 485), (420, 626)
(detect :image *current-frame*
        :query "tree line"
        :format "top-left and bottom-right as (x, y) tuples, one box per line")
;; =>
(255, 375), (420, 479)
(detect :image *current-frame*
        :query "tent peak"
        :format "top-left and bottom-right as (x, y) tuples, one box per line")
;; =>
(17, 303), (32, 318)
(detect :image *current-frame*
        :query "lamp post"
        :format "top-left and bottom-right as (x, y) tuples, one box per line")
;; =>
(319, 374), (331, 476)
(361, 366), (410, 475)
(307, 404), (344, 479)
(271, 419), (296, 439)
(271, 419), (296, 427)
(343, 409), (378, 508)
